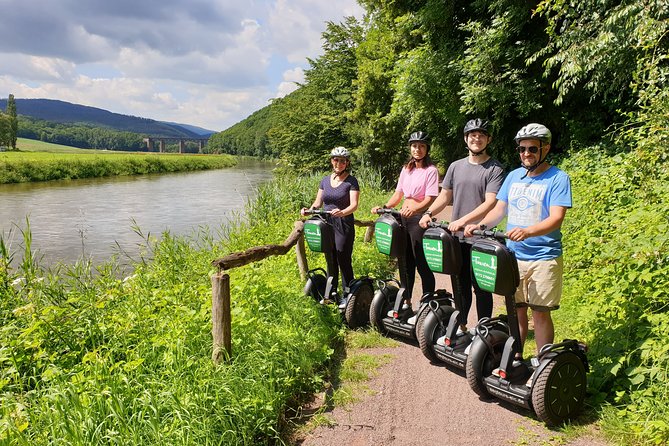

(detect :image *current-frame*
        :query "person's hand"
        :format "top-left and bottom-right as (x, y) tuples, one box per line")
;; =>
(300, 207), (308, 216)
(400, 206), (415, 217)
(418, 214), (431, 228)
(463, 224), (478, 237)
(506, 227), (531, 241)
(371, 206), (381, 214)
(448, 219), (465, 233)
(331, 208), (343, 218)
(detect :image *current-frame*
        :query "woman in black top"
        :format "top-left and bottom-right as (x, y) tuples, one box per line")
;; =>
(301, 147), (360, 297)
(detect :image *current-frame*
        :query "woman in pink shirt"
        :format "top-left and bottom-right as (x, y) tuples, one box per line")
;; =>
(372, 131), (439, 311)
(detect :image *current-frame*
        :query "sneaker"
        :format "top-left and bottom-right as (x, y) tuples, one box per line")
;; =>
(407, 314), (417, 325)
(338, 297), (349, 310)
(319, 298), (332, 305)
(387, 303), (410, 318)
(456, 325), (467, 336)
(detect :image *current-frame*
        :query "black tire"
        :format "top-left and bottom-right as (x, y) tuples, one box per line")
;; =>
(531, 352), (587, 426)
(417, 305), (455, 363)
(345, 281), (373, 329)
(465, 329), (509, 398)
(369, 285), (398, 334)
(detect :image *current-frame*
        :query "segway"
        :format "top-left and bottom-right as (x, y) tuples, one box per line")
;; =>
(302, 209), (373, 328)
(465, 229), (589, 426)
(369, 208), (452, 341)
(417, 221), (508, 368)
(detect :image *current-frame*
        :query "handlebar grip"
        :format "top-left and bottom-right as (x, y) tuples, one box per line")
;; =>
(472, 229), (508, 240)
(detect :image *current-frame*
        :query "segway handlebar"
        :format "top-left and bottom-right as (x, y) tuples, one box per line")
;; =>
(471, 228), (508, 241)
(302, 208), (332, 216)
(426, 219), (452, 231)
(373, 207), (402, 218)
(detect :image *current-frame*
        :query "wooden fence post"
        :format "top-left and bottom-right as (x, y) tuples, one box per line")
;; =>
(211, 271), (231, 363)
(364, 225), (374, 243)
(295, 233), (308, 281)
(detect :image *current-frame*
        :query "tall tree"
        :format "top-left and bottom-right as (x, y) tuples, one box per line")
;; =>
(6, 94), (17, 150)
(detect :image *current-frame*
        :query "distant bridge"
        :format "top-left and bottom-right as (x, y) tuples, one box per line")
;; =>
(142, 137), (209, 153)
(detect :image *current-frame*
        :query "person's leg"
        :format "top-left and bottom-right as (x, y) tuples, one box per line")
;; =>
(532, 310), (554, 352)
(517, 306), (529, 349)
(458, 242), (474, 325)
(335, 220), (355, 290)
(406, 215), (435, 293)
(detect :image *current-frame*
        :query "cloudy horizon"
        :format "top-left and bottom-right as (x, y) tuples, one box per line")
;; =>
(0, 0), (364, 132)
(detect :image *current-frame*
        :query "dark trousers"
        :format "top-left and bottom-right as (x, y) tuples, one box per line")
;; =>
(402, 214), (436, 298)
(327, 216), (355, 292)
(459, 241), (493, 325)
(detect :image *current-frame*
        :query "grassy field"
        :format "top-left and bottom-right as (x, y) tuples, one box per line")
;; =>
(0, 138), (237, 183)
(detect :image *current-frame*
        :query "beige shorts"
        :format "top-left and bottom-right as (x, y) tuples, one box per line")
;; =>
(514, 256), (563, 311)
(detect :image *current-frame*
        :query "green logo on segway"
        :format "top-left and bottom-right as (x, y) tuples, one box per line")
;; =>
(304, 221), (323, 252)
(423, 238), (443, 273)
(471, 251), (497, 293)
(375, 222), (393, 255)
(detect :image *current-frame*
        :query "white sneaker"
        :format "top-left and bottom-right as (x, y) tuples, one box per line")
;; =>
(407, 314), (417, 325)
(387, 303), (410, 318)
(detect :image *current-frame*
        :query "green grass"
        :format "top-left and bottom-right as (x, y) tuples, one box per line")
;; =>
(0, 138), (237, 183)
(0, 168), (395, 445)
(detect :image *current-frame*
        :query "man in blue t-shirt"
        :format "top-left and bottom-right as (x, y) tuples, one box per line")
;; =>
(464, 123), (572, 356)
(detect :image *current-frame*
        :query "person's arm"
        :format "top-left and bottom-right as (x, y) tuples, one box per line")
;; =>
(463, 200), (507, 237)
(301, 189), (324, 215)
(449, 192), (497, 232)
(371, 190), (403, 214)
(506, 205), (567, 241)
(419, 189), (452, 227)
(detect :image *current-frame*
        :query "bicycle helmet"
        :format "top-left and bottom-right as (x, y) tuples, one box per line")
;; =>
(463, 118), (489, 135)
(514, 123), (551, 144)
(330, 146), (351, 158)
(408, 131), (430, 144)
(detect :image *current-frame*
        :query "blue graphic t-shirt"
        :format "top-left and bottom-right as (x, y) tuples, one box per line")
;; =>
(497, 166), (572, 261)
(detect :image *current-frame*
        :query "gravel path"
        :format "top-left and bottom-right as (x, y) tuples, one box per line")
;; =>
(294, 209), (608, 446)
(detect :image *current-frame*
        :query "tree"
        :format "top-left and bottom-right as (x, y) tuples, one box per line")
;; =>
(0, 112), (10, 148)
(6, 94), (17, 150)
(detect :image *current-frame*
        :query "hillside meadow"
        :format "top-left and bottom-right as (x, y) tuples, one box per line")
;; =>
(0, 138), (235, 184)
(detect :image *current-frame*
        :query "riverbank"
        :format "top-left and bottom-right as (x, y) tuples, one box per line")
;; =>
(0, 138), (236, 184)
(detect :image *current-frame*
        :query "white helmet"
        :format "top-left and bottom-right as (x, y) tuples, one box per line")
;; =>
(514, 123), (552, 144)
(330, 146), (351, 158)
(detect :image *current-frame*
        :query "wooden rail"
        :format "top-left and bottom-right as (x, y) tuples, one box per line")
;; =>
(210, 219), (375, 364)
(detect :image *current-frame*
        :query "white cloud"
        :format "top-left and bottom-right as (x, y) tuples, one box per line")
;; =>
(0, 0), (364, 131)
(275, 67), (304, 98)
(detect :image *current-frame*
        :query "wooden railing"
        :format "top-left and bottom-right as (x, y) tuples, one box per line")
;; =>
(210, 219), (375, 364)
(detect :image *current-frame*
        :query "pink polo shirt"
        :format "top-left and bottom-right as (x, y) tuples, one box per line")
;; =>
(395, 165), (439, 200)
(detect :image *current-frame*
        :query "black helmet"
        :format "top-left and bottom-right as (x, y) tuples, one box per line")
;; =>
(408, 131), (430, 144)
(463, 118), (490, 135)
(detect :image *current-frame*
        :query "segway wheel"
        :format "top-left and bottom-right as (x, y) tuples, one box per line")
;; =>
(465, 329), (508, 398)
(531, 351), (587, 426)
(369, 285), (398, 334)
(344, 281), (374, 329)
(417, 306), (454, 363)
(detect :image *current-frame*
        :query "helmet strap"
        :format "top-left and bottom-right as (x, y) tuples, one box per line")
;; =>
(520, 146), (547, 179)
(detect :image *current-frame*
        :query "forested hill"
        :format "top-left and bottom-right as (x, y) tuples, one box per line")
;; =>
(0, 98), (212, 139)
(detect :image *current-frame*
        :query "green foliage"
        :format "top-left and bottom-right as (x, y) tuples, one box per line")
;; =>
(0, 151), (236, 184)
(17, 116), (147, 151)
(0, 168), (393, 445)
(6, 94), (17, 150)
(557, 143), (669, 445)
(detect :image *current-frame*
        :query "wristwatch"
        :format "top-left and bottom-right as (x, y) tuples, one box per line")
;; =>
(479, 224), (488, 230)
(424, 210), (432, 217)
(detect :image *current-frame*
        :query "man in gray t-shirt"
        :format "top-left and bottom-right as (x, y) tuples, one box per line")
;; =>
(419, 119), (505, 330)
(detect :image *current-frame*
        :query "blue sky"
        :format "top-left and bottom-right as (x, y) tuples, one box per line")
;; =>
(0, 0), (363, 131)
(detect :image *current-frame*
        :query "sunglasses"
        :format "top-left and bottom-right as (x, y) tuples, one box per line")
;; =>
(516, 145), (540, 154)
(331, 158), (348, 164)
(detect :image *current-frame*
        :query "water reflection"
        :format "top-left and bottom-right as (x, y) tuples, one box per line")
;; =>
(0, 159), (274, 269)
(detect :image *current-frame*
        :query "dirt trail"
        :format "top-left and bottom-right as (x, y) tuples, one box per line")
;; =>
(294, 208), (607, 446)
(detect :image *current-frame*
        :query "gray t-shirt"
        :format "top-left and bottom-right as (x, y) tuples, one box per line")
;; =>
(442, 157), (505, 221)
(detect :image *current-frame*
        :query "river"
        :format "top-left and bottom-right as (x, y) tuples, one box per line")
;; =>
(0, 158), (274, 270)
